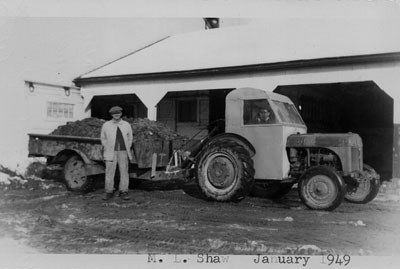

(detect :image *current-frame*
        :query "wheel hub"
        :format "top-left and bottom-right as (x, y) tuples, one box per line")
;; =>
(65, 159), (87, 188)
(207, 156), (235, 189)
(346, 180), (371, 200)
(314, 182), (329, 195)
(306, 175), (336, 203)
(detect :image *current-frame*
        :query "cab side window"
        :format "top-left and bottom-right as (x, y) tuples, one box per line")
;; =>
(243, 99), (276, 125)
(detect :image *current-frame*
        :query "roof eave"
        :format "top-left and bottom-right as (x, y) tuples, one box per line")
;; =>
(74, 52), (400, 86)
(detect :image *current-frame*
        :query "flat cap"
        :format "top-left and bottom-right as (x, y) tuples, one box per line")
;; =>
(109, 106), (123, 114)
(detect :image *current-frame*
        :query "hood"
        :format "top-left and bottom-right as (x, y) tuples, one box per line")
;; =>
(287, 133), (363, 148)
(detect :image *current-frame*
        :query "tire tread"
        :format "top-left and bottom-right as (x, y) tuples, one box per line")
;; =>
(195, 140), (255, 202)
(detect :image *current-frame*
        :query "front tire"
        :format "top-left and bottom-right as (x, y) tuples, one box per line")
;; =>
(298, 166), (346, 211)
(195, 140), (255, 202)
(63, 155), (93, 192)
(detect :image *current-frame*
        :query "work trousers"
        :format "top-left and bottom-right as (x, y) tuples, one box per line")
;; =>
(105, 150), (129, 193)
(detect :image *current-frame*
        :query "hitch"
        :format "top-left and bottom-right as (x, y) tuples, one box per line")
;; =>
(179, 125), (219, 169)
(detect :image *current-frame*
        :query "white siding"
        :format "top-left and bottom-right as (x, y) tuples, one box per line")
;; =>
(25, 85), (86, 134)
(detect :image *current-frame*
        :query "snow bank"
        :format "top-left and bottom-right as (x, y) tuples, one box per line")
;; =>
(0, 167), (64, 191)
(0, 237), (38, 254)
(0, 172), (27, 186)
(262, 216), (294, 222)
(0, 172), (11, 185)
(376, 178), (400, 202)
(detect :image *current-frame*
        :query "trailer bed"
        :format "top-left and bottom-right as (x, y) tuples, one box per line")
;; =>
(28, 133), (103, 161)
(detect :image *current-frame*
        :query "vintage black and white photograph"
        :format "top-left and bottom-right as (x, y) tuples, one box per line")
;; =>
(0, 0), (400, 268)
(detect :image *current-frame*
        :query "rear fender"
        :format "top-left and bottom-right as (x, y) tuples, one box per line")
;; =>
(208, 133), (256, 157)
(51, 149), (93, 165)
(51, 149), (105, 176)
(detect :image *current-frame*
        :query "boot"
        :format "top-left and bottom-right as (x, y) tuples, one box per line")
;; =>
(102, 192), (114, 200)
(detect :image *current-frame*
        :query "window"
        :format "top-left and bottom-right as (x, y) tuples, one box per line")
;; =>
(243, 99), (276, 125)
(177, 99), (197, 122)
(47, 102), (74, 119)
(272, 101), (305, 125)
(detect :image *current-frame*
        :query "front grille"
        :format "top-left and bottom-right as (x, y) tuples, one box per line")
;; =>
(351, 147), (363, 171)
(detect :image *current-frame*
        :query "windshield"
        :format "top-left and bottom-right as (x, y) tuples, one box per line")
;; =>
(272, 101), (305, 125)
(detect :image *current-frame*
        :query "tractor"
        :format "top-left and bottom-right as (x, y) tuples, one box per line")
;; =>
(191, 87), (380, 210)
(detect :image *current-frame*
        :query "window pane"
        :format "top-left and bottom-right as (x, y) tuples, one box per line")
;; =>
(47, 103), (52, 117)
(64, 104), (69, 118)
(272, 101), (304, 125)
(68, 105), (73, 118)
(243, 99), (276, 125)
(52, 103), (57, 117)
(58, 104), (63, 118)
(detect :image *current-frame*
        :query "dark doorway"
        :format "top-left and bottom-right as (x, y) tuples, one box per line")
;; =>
(91, 94), (147, 120)
(209, 89), (234, 133)
(275, 81), (393, 180)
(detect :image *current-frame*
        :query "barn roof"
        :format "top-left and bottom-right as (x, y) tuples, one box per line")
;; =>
(75, 22), (400, 84)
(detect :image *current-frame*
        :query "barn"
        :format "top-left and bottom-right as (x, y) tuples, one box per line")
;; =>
(74, 24), (400, 181)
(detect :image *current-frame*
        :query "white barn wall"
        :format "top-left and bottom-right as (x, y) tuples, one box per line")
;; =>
(25, 85), (86, 134)
(0, 83), (87, 173)
(81, 60), (400, 123)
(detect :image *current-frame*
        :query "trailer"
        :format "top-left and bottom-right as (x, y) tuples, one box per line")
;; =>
(28, 133), (191, 192)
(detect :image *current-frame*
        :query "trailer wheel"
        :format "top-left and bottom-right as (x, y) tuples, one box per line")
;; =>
(63, 155), (93, 192)
(298, 166), (346, 211)
(345, 164), (380, 204)
(195, 140), (255, 202)
(251, 182), (294, 199)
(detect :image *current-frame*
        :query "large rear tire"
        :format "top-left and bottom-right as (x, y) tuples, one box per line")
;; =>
(298, 166), (346, 211)
(345, 164), (380, 204)
(195, 140), (255, 202)
(63, 155), (94, 192)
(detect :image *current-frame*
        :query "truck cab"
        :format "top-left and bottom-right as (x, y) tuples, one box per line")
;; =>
(225, 87), (307, 180)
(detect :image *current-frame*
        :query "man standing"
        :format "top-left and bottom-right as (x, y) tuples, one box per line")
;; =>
(100, 106), (133, 200)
